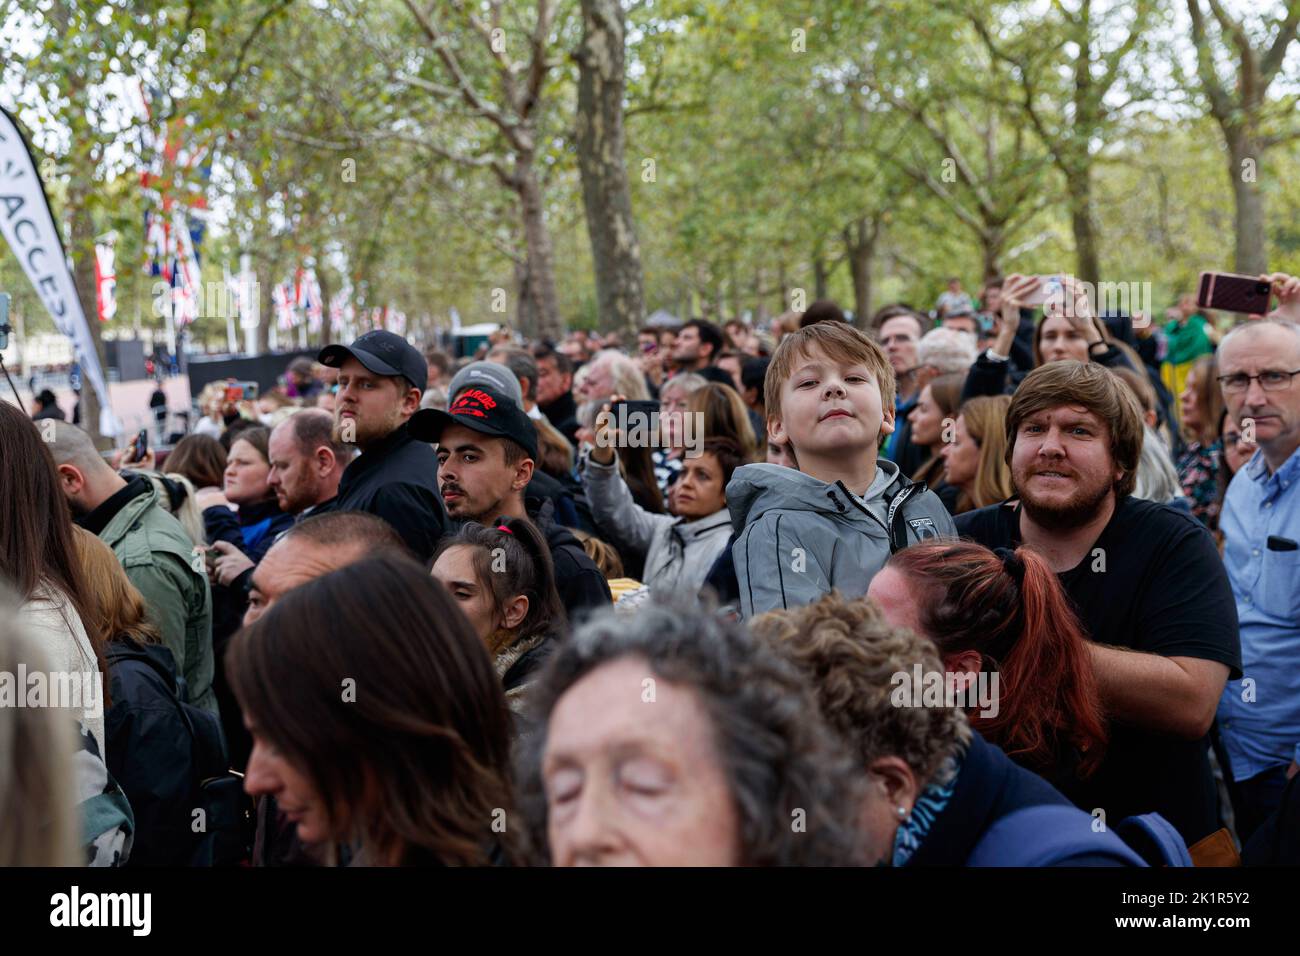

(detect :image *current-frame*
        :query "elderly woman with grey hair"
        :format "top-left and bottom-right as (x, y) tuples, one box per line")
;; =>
(517, 601), (869, 866)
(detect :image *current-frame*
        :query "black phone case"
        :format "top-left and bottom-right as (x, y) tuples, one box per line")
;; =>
(1197, 272), (1272, 315)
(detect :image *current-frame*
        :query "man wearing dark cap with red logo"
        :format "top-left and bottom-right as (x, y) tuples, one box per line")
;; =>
(317, 330), (448, 560)
(411, 386), (611, 620)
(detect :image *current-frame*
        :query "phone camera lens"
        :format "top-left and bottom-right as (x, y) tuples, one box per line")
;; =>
(1256, 282), (1271, 294)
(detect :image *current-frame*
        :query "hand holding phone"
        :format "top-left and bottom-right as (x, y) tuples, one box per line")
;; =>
(1018, 274), (1063, 308)
(224, 380), (260, 403)
(1260, 272), (1300, 322)
(1196, 272), (1273, 315)
(131, 428), (149, 464)
(591, 394), (634, 466)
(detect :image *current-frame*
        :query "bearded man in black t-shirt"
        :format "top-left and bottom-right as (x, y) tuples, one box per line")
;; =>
(955, 360), (1240, 845)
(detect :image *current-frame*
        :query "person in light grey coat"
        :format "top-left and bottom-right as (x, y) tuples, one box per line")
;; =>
(728, 458), (956, 618)
(581, 440), (741, 600)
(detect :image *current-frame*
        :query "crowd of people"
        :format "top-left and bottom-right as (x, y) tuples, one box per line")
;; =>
(2, 269), (1298, 868)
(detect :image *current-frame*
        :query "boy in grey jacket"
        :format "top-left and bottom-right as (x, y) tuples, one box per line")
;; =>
(729, 321), (955, 618)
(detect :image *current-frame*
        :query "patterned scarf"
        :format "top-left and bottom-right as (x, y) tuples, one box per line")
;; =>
(890, 747), (967, 867)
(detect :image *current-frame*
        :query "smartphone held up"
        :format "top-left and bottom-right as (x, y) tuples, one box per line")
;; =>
(1196, 272), (1274, 316)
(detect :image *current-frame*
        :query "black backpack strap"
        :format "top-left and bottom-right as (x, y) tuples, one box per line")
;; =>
(107, 642), (210, 766)
(884, 477), (924, 554)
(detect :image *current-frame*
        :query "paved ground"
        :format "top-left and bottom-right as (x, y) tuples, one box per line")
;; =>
(5, 375), (195, 448)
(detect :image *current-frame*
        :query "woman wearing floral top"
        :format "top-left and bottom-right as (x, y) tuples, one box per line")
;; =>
(1175, 354), (1224, 529)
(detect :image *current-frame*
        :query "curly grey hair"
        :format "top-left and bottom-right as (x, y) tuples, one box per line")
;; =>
(516, 599), (868, 866)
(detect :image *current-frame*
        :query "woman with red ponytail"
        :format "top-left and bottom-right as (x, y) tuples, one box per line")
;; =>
(867, 541), (1107, 793)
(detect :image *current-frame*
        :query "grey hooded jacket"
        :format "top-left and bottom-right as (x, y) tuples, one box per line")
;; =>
(582, 456), (732, 599)
(727, 460), (956, 618)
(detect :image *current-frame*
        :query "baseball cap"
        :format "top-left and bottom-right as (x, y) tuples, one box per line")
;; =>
(448, 361), (523, 410)
(318, 330), (427, 391)
(409, 385), (538, 460)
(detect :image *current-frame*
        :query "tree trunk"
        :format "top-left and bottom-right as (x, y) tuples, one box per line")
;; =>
(844, 216), (879, 329)
(1227, 129), (1268, 275)
(257, 262), (273, 354)
(513, 257), (536, 340)
(1066, 167), (1101, 285)
(575, 0), (645, 336)
(980, 230), (1004, 284)
(514, 164), (561, 341)
(317, 267), (333, 347)
(813, 254), (829, 302)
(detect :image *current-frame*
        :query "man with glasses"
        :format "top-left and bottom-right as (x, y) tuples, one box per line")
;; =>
(1215, 273), (1300, 845)
(874, 306), (926, 464)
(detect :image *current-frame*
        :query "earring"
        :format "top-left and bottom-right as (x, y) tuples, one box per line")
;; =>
(896, 806), (909, 820)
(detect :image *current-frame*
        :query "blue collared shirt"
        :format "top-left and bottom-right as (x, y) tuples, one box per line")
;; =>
(884, 392), (918, 462)
(1217, 445), (1300, 780)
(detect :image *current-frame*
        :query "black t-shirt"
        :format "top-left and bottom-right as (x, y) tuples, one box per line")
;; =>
(954, 495), (1241, 845)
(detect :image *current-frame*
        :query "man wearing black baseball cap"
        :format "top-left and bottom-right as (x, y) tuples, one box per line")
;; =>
(411, 386), (611, 619)
(316, 330), (448, 560)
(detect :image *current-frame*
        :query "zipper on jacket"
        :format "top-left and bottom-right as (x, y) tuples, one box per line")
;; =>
(834, 480), (891, 537)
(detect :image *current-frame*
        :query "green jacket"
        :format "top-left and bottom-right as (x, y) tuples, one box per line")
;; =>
(1163, 313), (1215, 367)
(98, 482), (218, 716)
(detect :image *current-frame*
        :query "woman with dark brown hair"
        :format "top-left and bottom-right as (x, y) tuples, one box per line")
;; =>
(0, 402), (104, 753)
(228, 553), (516, 866)
(431, 516), (565, 712)
(165, 433), (227, 491)
(868, 541), (1108, 795)
(963, 273), (1151, 402)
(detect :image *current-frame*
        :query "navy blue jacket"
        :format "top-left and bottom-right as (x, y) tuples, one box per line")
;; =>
(905, 733), (1130, 867)
(106, 637), (226, 866)
(325, 421), (449, 561)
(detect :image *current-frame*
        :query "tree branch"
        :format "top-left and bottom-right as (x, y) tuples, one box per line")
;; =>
(401, 0), (525, 148)
(225, 0), (297, 90)
(1261, 0), (1300, 88)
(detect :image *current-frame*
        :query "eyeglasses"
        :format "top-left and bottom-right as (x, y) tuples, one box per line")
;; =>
(1217, 369), (1300, 393)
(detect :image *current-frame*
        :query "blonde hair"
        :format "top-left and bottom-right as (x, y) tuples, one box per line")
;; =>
(72, 526), (162, 650)
(686, 383), (759, 461)
(751, 591), (970, 786)
(141, 471), (206, 548)
(571, 529), (625, 579)
(0, 588), (79, 865)
(533, 417), (574, 478)
(764, 321), (895, 425)
(960, 395), (1014, 510)
(659, 372), (707, 404)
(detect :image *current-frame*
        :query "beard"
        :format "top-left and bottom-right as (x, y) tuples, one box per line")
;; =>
(441, 484), (507, 524)
(1015, 467), (1115, 532)
(335, 406), (401, 450)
